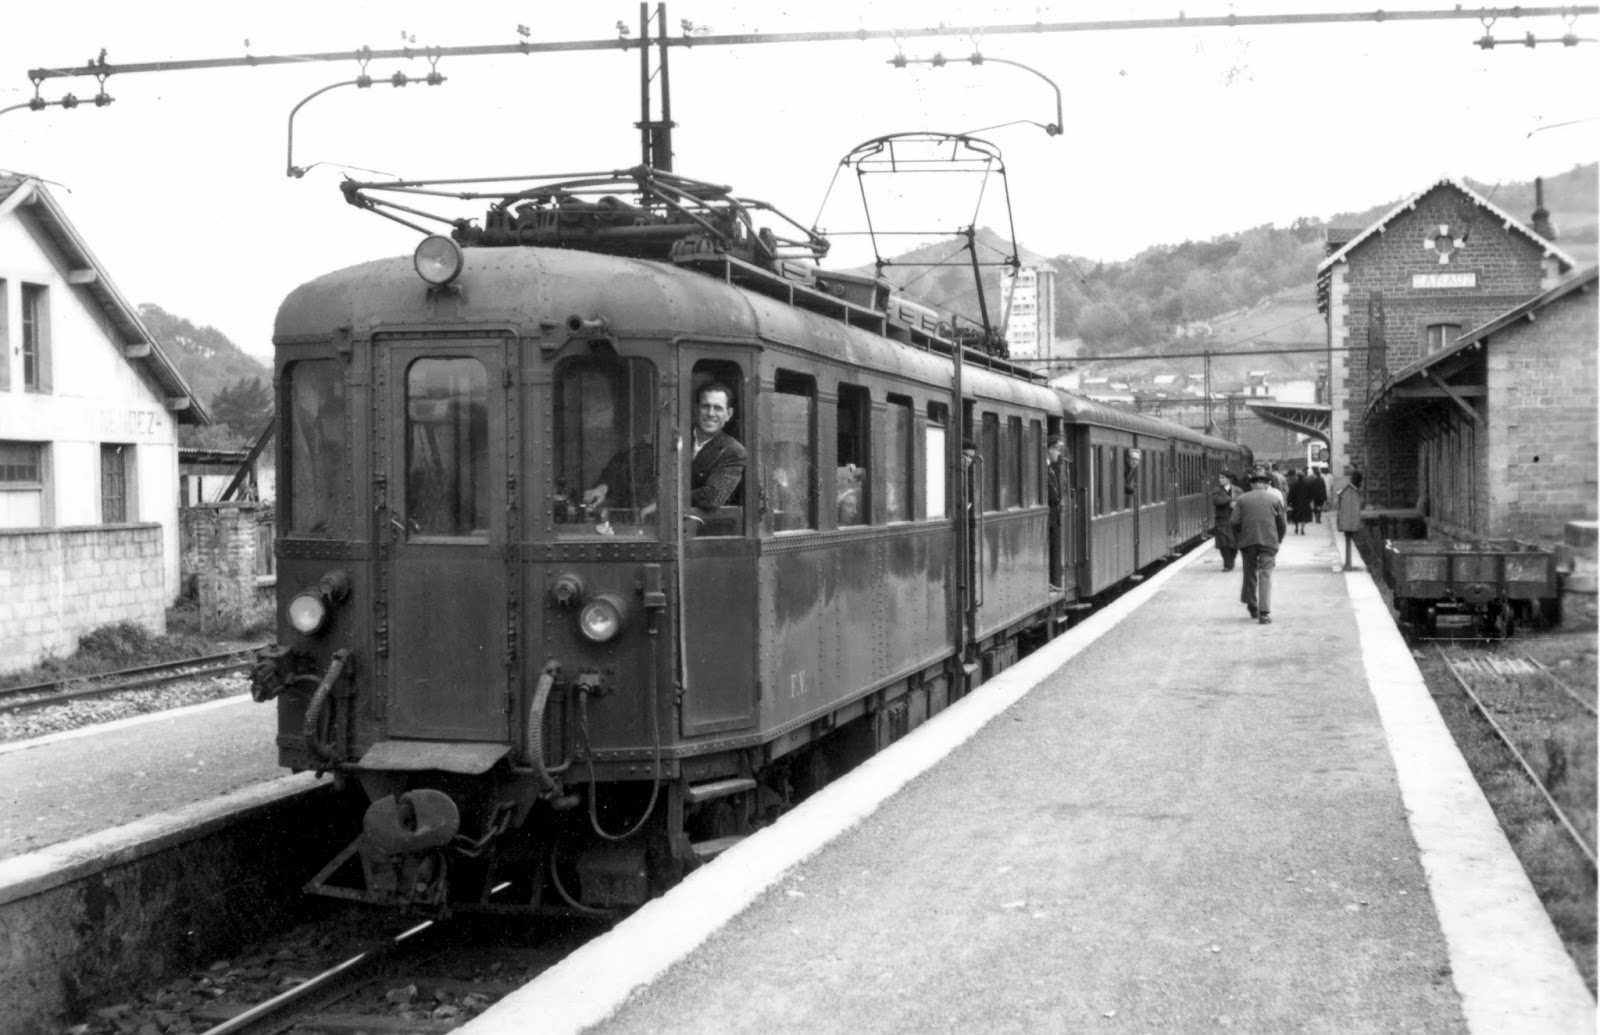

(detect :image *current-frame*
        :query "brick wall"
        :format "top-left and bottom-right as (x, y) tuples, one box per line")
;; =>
(1486, 286), (1599, 544)
(0, 524), (166, 675)
(1329, 185), (1555, 505)
(181, 502), (273, 631)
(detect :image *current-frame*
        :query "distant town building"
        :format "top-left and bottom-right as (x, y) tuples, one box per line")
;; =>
(0, 174), (210, 673)
(1000, 265), (1065, 368)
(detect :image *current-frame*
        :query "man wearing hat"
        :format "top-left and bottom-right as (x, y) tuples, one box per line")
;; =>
(1231, 469), (1287, 624)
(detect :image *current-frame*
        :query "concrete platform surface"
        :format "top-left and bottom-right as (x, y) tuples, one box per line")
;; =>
(468, 524), (1594, 1035)
(0, 695), (284, 860)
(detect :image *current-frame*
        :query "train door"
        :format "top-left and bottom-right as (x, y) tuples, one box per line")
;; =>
(679, 351), (759, 736)
(375, 337), (511, 741)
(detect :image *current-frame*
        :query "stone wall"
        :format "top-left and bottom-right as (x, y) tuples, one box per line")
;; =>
(0, 525), (166, 675)
(180, 502), (273, 632)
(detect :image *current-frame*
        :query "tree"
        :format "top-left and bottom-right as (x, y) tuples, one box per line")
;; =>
(210, 376), (273, 441)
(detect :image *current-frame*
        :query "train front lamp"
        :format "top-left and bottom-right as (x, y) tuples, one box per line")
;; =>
(414, 235), (464, 287)
(578, 593), (629, 643)
(288, 590), (330, 635)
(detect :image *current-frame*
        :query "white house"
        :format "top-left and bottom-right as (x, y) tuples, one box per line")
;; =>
(0, 173), (209, 672)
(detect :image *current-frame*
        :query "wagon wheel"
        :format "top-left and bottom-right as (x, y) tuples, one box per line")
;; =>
(1486, 602), (1515, 640)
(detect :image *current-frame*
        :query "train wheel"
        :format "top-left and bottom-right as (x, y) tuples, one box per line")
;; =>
(1486, 603), (1514, 640)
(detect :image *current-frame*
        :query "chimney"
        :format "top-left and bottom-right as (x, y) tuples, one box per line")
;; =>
(1531, 177), (1558, 241)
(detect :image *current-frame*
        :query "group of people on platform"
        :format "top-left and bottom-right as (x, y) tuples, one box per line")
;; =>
(1209, 463), (1328, 626)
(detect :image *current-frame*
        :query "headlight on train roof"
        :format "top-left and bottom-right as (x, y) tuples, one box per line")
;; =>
(288, 590), (330, 635)
(414, 235), (464, 287)
(578, 593), (629, 643)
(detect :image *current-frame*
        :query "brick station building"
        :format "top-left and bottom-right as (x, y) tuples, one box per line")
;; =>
(1316, 176), (1586, 537)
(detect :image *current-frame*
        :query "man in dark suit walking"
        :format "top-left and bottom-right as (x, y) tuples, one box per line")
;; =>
(1231, 469), (1287, 625)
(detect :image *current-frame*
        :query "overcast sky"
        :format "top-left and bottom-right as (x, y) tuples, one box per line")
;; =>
(3, 1), (1595, 358)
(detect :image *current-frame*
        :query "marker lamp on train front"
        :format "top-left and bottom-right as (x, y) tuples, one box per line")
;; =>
(288, 590), (330, 635)
(578, 594), (629, 643)
(414, 235), (464, 287)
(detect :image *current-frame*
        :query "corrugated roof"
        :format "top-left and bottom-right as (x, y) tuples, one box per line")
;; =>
(1315, 177), (1578, 313)
(0, 174), (208, 424)
(1366, 265), (1598, 417)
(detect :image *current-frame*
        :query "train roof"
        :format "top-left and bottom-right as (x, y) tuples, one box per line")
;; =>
(276, 245), (1057, 409)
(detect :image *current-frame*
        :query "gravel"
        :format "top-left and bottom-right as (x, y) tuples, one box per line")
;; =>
(0, 673), (251, 745)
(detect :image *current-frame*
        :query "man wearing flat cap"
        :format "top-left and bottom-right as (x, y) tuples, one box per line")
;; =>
(1231, 469), (1287, 624)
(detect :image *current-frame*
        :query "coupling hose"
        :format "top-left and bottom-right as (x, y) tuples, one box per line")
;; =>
(302, 649), (351, 769)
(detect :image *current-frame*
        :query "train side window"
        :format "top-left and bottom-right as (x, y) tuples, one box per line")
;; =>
(1005, 417), (1022, 510)
(925, 403), (948, 521)
(884, 394), (913, 523)
(553, 356), (657, 537)
(980, 413), (999, 512)
(836, 384), (870, 526)
(1027, 420), (1042, 506)
(766, 370), (815, 533)
(285, 359), (352, 537)
(405, 358), (489, 537)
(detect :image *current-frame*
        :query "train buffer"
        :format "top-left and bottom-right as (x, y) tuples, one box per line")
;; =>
(469, 522), (1600, 1033)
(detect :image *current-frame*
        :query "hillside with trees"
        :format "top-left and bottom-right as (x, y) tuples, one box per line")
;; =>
(871, 162), (1596, 369)
(138, 304), (272, 448)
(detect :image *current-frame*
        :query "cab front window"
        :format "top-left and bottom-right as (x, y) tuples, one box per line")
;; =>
(554, 356), (658, 537)
(405, 358), (489, 537)
(286, 359), (352, 537)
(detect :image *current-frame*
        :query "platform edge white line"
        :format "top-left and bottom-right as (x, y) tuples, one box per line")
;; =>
(1345, 571), (1595, 1033)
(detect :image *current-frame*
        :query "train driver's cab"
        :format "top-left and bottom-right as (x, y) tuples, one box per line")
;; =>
(552, 354), (663, 538)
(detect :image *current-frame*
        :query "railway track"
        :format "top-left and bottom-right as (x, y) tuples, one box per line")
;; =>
(1434, 643), (1596, 871)
(0, 646), (264, 716)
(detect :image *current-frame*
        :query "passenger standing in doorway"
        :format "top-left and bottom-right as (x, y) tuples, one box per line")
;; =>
(1210, 471), (1240, 571)
(1047, 437), (1064, 590)
(688, 381), (746, 510)
(1232, 469), (1287, 625)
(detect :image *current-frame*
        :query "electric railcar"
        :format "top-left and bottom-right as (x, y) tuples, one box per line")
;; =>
(251, 176), (1249, 915)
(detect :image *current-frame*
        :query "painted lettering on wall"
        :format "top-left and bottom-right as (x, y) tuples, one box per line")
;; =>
(98, 408), (162, 438)
(1411, 272), (1477, 289)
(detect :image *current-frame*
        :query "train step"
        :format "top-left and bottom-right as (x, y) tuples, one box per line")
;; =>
(691, 834), (746, 861)
(685, 777), (757, 804)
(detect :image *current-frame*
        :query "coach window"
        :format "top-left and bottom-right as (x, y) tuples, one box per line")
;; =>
(554, 356), (657, 537)
(1026, 420), (1042, 505)
(1005, 417), (1023, 509)
(884, 394), (913, 522)
(406, 358), (489, 537)
(980, 413), (1000, 512)
(925, 402), (948, 521)
(837, 384), (870, 526)
(286, 360), (351, 537)
(766, 370), (815, 533)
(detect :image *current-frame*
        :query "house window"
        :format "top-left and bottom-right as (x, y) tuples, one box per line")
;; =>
(101, 444), (132, 523)
(836, 384), (870, 526)
(1425, 323), (1461, 355)
(0, 440), (45, 528)
(22, 283), (49, 392)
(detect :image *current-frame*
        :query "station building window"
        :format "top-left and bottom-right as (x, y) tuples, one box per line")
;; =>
(554, 355), (657, 537)
(285, 360), (351, 538)
(0, 440), (45, 528)
(925, 402), (948, 521)
(836, 384), (870, 526)
(766, 370), (815, 533)
(1425, 323), (1461, 356)
(884, 394), (913, 523)
(22, 283), (50, 393)
(101, 444), (133, 523)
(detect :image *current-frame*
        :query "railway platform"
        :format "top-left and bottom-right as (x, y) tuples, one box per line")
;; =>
(468, 520), (1596, 1035)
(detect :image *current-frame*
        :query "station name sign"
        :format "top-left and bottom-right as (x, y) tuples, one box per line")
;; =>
(1412, 272), (1477, 289)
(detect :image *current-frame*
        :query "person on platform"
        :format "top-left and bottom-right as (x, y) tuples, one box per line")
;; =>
(1047, 437), (1065, 589)
(1210, 471), (1241, 571)
(1308, 467), (1329, 523)
(1231, 469), (1287, 625)
(1287, 470), (1314, 535)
